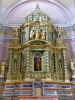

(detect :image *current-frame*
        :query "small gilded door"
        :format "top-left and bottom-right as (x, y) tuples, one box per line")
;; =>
(35, 88), (41, 96)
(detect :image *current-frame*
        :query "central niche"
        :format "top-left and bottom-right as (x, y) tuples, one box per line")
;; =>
(34, 53), (41, 71)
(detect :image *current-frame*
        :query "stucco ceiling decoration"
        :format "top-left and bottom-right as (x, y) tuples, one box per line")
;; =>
(2, 0), (74, 27)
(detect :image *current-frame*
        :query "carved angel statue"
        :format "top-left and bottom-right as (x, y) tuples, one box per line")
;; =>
(12, 27), (20, 38)
(0, 58), (7, 75)
(55, 27), (64, 46)
(12, 27), (20, 32)
(58, 27), (63, 38)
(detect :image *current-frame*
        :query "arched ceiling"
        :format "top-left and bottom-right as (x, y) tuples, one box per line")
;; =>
(1, 0), (74, 27)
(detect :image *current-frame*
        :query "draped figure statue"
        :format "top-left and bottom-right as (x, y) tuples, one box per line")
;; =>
(35, 30), (41, 39)
(30, 28), (35, 40)
(0, 58), (7, 75)
(41, 30), (46, 40)
(71, 59), (75, 75)
(34, 54), (41, 71)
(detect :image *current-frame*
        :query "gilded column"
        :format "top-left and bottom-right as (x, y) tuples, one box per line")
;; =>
(45, 47), (51, 81)
(17, 53), (22, 80)
(21, 32), (23, 43)
(18, 54), (21, 73)
(26, 48), (30, 71)
(46, 26), (48, 40)
(22, 32), (25, 43)
(63, 49), (69, 82)
(50, 50), (53, 73)
(30, 52), (33, 71)
(45, 47), (49, 72)
(7, 53), (12, 81)
(55, 53), (58, 73)
(25, 46), (30, 80)
(8, 53), (12, 74)
(21, 53), (24, 73)
(43, 52), (46, 71)
(27, 26), (30, 40)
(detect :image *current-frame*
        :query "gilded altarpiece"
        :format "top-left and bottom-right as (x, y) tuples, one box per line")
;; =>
(2, 4), (73, 100)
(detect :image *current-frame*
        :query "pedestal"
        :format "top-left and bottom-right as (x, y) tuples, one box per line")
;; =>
(0, 75), (5, 99)
(18, 96), (59, 100)
(72, 74), (75, 82)
(17, 74), (22, 81)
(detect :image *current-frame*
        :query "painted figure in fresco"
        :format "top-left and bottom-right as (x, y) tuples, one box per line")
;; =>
(34, 56), (41, 71)
(41, 29), (46, 40)
(0, 58), (7, 75)
(30, 28), (35, 40)
(71, 59), (75, 75)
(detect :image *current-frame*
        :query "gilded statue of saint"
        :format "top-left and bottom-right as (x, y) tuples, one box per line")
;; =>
(41, 30), (46, 40)
(71, 59), (75, 75)
(12, 27), (19, 38)
(0, 58), (7, 75)
(34, 57), (41, 71)
(35, 30), (41, 39)
(58, 27), (63, 38)
(30, 28), (35, 39)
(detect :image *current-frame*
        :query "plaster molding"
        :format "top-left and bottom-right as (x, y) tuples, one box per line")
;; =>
(4, 35), (14, 40)
(0, 0), (2, 23)
(2, 22), (72, 28)
(62, 34), (75, 40)
(0, 34), (4, 44)
(1, 0), (74, 27)
(54, 0), (73, 20)
(71, 34), (75, 44)
(73, 0), (75, 17)
(72, 39), (75, 44)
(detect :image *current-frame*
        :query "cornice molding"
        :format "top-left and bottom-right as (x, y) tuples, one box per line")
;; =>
(4, 35), (13, 40)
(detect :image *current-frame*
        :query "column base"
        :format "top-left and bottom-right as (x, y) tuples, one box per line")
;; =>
(72, 75), (75, 78)
(65, 80), (70, 82)
(17, 74), (22, 80)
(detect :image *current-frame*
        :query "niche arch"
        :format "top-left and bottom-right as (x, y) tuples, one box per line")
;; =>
(34, 53), (42, 71)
